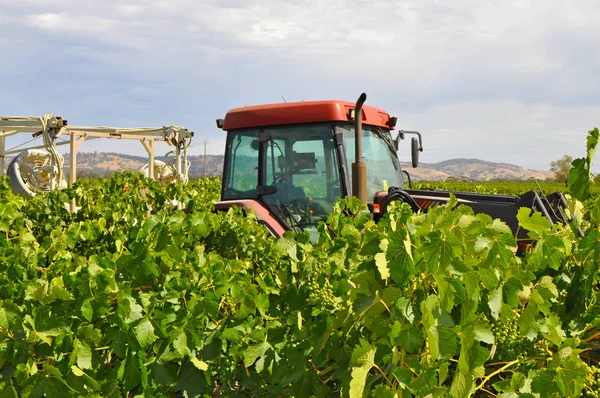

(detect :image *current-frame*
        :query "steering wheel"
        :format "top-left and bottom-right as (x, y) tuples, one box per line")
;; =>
(290, 197), (309, 214)
(274, 173), (292, 184)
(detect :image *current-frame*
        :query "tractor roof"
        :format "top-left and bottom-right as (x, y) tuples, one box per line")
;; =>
(222, 100), (393, 130)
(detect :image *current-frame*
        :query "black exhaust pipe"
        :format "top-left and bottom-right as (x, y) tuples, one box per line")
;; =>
(352, 93), (368, 204)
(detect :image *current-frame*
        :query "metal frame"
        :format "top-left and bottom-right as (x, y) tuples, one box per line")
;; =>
(0, 113), (194, 189)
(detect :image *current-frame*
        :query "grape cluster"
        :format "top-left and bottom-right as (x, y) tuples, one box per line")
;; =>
(489, 312), (552, 361)
(583, 364), (600, 397)
(249, 383), (290, 397)
(307, 278), (338, 311)
(210, 354), (238, 378)
(491, 313), (522, 361)
(532, 339), (552, 359)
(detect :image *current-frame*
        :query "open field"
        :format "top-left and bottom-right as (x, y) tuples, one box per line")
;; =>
(413, 180), (580, 196)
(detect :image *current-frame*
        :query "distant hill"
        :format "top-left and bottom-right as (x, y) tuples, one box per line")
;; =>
(401, 158), (554, 181)
(2, 153), (555, 181)
(60, 152), (224, 179)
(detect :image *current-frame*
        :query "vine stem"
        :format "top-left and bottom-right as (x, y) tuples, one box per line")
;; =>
(480, 387), (497, 397)
(584, 330), (600, 343)
(379, 299), (391, 314)
(582, 353), (599, 365)
(372, 363), (393, 386)
(474, 359), (519, 392)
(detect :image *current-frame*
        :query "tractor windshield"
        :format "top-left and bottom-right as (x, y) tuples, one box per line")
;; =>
(222, 124), (343, 240)
(221, 122), (404, 240)
(339, 124), (405, 199)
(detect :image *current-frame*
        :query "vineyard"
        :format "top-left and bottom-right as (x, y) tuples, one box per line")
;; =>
(413, 180), (600, 206)
(413, 181), (573, 197)
(0, 129), (599, 397)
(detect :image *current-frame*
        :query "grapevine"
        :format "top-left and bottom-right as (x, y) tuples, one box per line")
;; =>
(306, 277), (340, 313)
(583, 364), (600, 397)
(490, 312), (523, 361)
(488, 312), (552, 362)
(0, 128), (598, 397)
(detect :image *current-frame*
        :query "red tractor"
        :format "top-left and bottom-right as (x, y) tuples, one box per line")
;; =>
(214, 93), (574, 243)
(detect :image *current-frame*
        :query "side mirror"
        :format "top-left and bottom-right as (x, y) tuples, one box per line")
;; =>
(396, 130), (423, 165)
(411, 137), (419, 168)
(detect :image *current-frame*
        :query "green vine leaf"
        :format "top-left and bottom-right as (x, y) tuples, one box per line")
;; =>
(349, 341), (377, 398)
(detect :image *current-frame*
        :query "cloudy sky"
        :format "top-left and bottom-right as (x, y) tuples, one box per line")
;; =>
(1, 0), (599, 170)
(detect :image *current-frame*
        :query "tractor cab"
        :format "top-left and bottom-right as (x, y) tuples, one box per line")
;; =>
(216, 94), (577, 247)
(217, 99), (411, 240)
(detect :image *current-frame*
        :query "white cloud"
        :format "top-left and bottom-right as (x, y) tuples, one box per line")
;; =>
(396, 100), (600, 169)
(0, 0), (599, 169)
(26, 12), (67, 30)
(8, 0), (600, 91)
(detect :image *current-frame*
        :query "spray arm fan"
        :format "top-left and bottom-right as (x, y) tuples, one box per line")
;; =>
(8, 149), (67, 198)
(139, 160), (177, 186)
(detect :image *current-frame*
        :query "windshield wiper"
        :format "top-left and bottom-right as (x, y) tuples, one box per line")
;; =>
(373, 127), (397, 155)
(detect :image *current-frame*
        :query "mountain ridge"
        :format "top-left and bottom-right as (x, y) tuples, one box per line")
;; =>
(400, 158), (553, 181)
(5, 152), (554, 181)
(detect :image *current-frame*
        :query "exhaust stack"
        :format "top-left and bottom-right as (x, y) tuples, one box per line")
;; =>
(352, 93), (368, 204)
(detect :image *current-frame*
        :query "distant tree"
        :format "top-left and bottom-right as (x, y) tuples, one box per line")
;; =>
(550, 155), (573, 184)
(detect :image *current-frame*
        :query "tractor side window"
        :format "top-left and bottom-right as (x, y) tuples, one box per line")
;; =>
(223, 131), (259, 199)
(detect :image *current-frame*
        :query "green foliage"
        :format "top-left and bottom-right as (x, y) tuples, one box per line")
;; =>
(0, 145), (598, 397)
(569, 128), (600, 202)
(551, 154), (574, 183)
(414, 179), (600, 198)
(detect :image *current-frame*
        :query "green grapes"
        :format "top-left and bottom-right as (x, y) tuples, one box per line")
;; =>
(583, 364), (600, 397)
(489, 312), (552, 361)
(307, 278), (339, 312)
(491, 313), (522, 361)
(531, 339), (552, 359)
(249, 383), (290, 397)
(209, 354), (239, 381)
